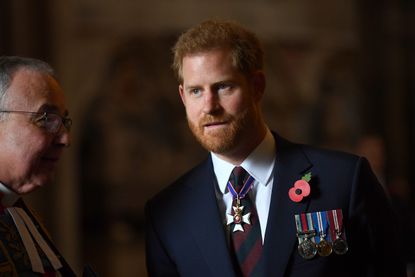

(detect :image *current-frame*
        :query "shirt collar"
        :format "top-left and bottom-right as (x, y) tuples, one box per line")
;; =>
(212, 129), (276, 194)
(0, 182), (21, 207)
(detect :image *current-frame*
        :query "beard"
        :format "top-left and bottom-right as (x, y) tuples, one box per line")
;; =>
(187, 108), (253, 154)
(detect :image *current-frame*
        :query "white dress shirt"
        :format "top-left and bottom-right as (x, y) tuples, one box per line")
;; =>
(212, 129), (276, 243)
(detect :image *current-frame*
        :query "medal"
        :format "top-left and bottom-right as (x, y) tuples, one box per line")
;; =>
(333, 236), (348, 255)
(226, 198), (251, 232)
(317, 239), (332, 256)
(332, 209), (348, 255)
(315, 211), (332, 257)
(226, 175), (254, 232)
(298, 236), (317, 259)
(295, 213), (317, 259)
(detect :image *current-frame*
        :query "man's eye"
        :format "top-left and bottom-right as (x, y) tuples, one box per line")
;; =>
(34, 114), (48, 126)
(217, 83), (232, 92)
(190, 88), (201, 96)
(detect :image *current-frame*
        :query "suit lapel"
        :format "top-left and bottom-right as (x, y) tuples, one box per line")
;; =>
(185, 158), (236, 277)
(263, 135), (312, 277)
(183, 135), (313, 276)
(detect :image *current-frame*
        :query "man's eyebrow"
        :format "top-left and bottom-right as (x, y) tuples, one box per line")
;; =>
(38, 104), (69, 116)
(38, 104), (58, 112)
(213, 80), (232, 86)
(184, 85), (201, 91)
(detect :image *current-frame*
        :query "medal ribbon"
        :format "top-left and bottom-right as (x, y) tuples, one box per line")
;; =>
(327, 210), (336, 242)
(317, 211), (328, 239)
(311, 212), (320, 243)
(333, 209), (342, 234)
(294, 214), (304, 243)
(306, 213), (316, 243)
(227, 175), (255, 200)
(300, 213), (308, 235)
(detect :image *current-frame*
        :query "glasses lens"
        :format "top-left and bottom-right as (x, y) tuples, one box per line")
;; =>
(63, 118), (72, 131)
(33, 112), (71, 133)
(44, 114), (61, 133)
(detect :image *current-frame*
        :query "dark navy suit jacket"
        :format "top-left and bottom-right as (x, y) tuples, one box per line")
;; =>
(145, 135), (406, 276)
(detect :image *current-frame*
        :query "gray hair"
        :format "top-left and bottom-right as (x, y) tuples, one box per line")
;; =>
(0, 56), (56, 109)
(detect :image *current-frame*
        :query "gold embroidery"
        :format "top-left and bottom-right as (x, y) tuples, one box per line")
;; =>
(0, 215), (30, 268)
(0, 240), (18, 276)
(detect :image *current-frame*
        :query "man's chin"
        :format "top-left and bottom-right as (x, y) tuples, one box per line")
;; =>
(15, 185), (41, 195)
(197, 135), (235, 154)
(190, 122), (238, 153)
(16, 178), (50, 195)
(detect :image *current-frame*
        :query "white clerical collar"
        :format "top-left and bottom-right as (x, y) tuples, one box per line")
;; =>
(0, 182), (21, 207)
(212, 129), (276, 194)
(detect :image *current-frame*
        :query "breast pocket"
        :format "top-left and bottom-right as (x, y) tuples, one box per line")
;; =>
(287, 250), (351, 277)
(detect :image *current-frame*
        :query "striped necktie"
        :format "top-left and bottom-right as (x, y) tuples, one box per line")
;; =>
(228, 166), (263, 276)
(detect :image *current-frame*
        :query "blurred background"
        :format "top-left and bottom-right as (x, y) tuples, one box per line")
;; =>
(1, 0), (414, 276)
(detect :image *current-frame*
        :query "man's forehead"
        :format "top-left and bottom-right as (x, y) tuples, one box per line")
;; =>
(4, 69), (66, 111)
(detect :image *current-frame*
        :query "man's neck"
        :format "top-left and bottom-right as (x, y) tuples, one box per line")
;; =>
(214, 125), (268, 165)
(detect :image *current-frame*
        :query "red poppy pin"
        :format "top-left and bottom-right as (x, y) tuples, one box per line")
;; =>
(288, 172), (312, 202)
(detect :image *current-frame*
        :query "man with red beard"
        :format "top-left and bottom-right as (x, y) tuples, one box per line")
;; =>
(145, 20), (405, 277)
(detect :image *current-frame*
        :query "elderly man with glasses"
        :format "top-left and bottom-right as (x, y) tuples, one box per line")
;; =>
(0, 56), (76, 276)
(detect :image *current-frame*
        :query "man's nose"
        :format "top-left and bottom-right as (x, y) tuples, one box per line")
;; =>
(202, 90), (220, 114)
(54, 126), (71, 147)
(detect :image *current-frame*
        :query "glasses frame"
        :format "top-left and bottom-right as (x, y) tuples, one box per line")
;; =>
(0, 110), (72, 133)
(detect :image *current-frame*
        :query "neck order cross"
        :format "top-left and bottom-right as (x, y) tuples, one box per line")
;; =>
(226, 167), (255, 232)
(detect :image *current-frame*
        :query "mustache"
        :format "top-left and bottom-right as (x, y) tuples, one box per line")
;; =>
(198, 114), (233, 126)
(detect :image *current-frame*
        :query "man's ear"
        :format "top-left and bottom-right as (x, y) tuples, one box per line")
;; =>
(179, 84), (186, 106)
(252, 71), (266, 101)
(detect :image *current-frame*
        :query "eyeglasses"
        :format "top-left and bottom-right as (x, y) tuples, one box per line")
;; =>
(0, 110), (72, 133)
